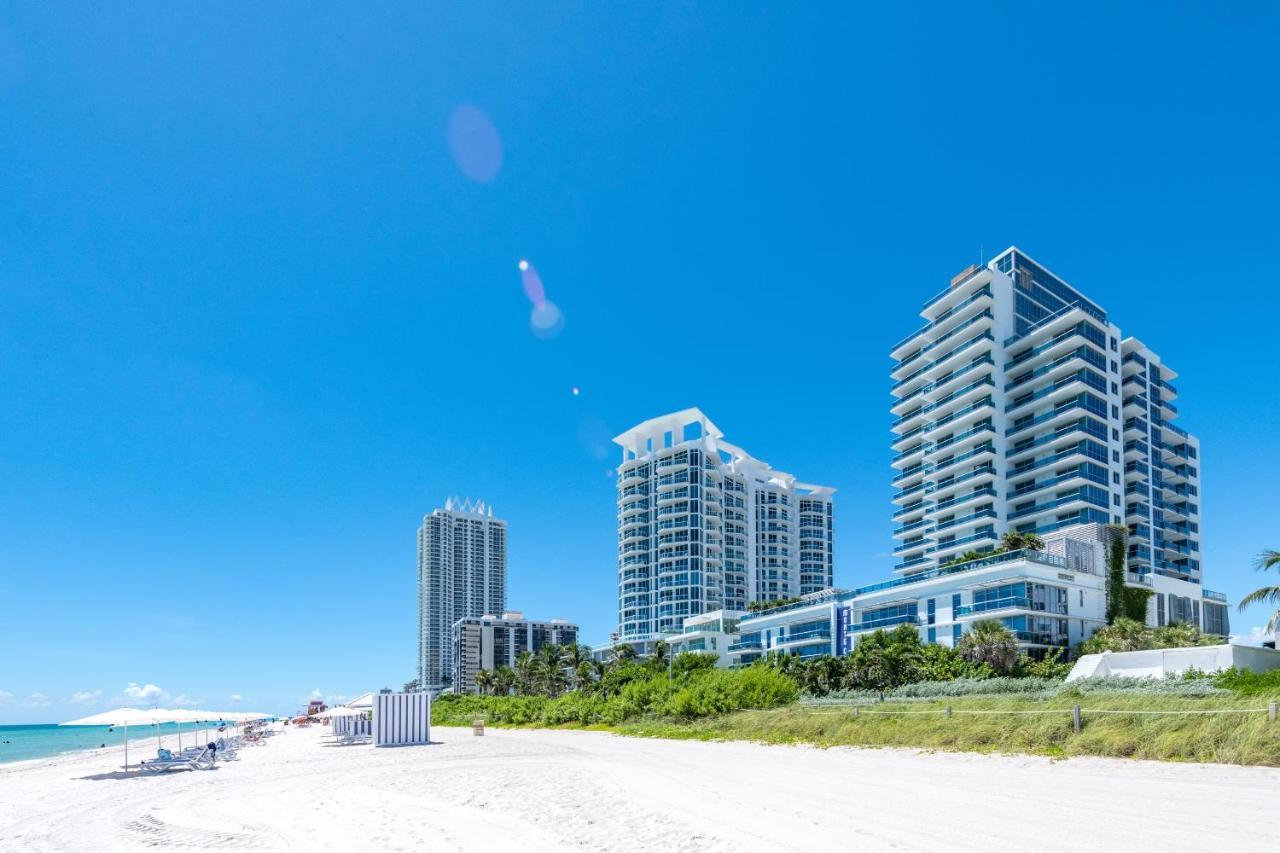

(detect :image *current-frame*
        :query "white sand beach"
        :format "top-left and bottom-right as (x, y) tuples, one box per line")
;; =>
(2, 724), (1278, 851)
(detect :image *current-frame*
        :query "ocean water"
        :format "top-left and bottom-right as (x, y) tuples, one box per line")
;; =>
(0, 722), (236, 765)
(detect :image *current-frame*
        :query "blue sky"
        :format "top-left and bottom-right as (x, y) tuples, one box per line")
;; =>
(2, 3), (1278, 723)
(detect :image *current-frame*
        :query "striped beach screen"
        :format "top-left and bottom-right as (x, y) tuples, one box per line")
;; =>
(373, 692), (431, 747)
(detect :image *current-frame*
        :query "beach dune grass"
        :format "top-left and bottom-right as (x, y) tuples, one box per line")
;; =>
(616, 693), (1280, 765)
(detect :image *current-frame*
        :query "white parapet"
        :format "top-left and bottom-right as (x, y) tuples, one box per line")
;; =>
(1065, 644), (1280, 682)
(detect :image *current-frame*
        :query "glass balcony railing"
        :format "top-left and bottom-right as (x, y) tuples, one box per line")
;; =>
(776, 626), (833, 643)
(927, 529), (997, 554)
(894, 310), (996, 374)
(932, 485), (997, 514)
(955, 597), (1031, 616)
(866, 549), (1074, 599)
(932, 508), (997, 534)
(932, 421), (996, 453)
(848, 614), (921, 632)
(1004, 300), (1107, 348)
(892, 285), (993, 352)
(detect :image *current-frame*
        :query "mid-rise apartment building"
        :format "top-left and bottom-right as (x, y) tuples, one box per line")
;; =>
(613, 408), (835, 645)
(717, 523), (1229, 665)
(417, 498), (507, 693)
(890, 247), (1202, 588)
(451, 612), (578, 694)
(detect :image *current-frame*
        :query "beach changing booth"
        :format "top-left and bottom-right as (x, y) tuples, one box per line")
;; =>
(373, 692), (431, 747)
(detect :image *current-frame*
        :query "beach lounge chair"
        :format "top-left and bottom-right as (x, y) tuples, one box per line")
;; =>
(139, 746), (215, 773)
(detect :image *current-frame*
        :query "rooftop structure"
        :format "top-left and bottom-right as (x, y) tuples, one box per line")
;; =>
(614, 408), (835, 643)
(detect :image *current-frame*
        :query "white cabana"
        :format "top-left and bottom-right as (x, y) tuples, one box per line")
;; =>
(324, 706), (367, 717)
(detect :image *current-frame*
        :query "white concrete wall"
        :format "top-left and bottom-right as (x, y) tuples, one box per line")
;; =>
(1066, 644), (1280, 682)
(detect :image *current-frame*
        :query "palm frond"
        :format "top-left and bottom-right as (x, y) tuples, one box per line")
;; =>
(1256, 550), (1280, 571)
(1237, 585), (1280, 611)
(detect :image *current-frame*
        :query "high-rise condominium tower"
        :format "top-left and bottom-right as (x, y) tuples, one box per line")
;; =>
(417, 498), (507, 692)
(613, 408), (835, 643)
(890, 248), (1202, 585)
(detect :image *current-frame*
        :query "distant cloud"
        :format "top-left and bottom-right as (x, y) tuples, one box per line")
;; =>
(122, 682), (164, 702)
(23, 693), (52, 708)
(306, 689), (348, 705)
(69, 690), (102, 706)
(109, 682), (201, 707)
(230, 694), (243, 703)
(0, 690), (13, 704)
(1230, 625), (1275, 647)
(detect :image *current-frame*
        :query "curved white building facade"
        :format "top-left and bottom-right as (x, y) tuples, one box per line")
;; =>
(613, 409), (834, 642)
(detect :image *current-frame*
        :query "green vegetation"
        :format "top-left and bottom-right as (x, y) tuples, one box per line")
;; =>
(1212, 666), (1280, 696)
(1123, 586), (1153, 621)
(746, 596), (801, 613)
(766, 624), (1070, 697)
(433, 653), (797, 727)
(1238, 549), (1280, 634)
(615, 690), (1280, 765)
(1105, 524), (1127, 624)
(1078, 618), (1222, 654)
(940, 532), (1044, 568)
(428, 626), (1280, 766)
(956, 619), (1020, 674)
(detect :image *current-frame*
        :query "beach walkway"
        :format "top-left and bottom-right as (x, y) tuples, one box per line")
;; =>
(1, 724), (1277, 851)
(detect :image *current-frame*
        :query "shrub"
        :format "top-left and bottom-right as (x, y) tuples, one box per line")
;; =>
(432, 664), (798, 727)
(1058, 674), (1228, 697)
(1013, 648), (1072, 680)
(1211, 667), (1280, 696)
(1079, 618), (1221, 654)
(810, 676), (1061, 703)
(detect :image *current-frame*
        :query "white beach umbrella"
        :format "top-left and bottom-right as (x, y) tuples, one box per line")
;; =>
(60, 707), (174, 770)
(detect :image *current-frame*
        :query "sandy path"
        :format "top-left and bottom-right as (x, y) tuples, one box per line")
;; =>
(1, 724), (1277, 851)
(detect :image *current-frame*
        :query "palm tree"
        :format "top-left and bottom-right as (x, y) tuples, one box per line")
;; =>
(846, 627), (922, 690)
(1238, 550), (1280, 635)
(537, 643), (568, 696)
(1078, 617), (1150, 653)
(491, 666), (515, 696)
(513, 651), (538, 696)
(574, 660), (596, 692)
(561, 644), (593, 691)
(956, 619), (1019, 674)
(473, 669), (493, 696)
(612, 643), (637, 663)
(650, 639), (671, 671)
(1152, 621), (1216, 648)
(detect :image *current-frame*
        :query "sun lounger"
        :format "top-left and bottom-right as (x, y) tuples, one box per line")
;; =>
(139, 746), (214, 772)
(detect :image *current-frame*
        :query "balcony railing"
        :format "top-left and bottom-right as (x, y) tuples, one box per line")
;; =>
(848, 614), (921, 632)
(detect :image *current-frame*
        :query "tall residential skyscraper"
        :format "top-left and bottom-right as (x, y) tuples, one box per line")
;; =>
(890, 247), (1202, 585)
(613, 408), (835, 643)
(417, 498), (507, 693)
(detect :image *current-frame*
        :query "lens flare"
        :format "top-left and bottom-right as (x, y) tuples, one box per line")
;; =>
(521, 263), (546, 307)
(571, 387), (580, 396)
(447, 105), (503, 183)
(530, 301), (564, 339)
